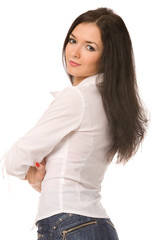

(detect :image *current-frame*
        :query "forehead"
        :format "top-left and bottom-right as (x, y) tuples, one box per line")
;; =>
(71, 23), (102, 45)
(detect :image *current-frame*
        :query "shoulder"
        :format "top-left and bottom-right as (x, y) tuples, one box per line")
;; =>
(61, 86), (83, 99)
(58, 86), (84, 103)
(51, 86), (84, 115)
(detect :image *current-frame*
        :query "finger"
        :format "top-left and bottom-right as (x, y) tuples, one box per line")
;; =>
(35, 162), (40, 168)
(35, 162), (46, 173)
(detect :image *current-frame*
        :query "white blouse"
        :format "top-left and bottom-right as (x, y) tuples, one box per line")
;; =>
(4, 73), (112, 226)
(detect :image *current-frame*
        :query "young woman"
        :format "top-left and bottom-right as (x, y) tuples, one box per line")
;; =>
(4, 7), (148, 240)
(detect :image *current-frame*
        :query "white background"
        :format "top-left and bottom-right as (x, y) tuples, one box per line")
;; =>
(0, 0), (159, 239)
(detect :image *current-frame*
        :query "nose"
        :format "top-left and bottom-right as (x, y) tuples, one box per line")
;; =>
(72, 45), (81, 59)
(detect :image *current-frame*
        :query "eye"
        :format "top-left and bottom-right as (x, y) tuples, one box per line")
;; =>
(86, 45), (95, 51)
(69, 38), (76, 44)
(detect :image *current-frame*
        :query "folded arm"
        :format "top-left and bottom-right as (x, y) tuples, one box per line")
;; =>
(4, 87), (84, 181)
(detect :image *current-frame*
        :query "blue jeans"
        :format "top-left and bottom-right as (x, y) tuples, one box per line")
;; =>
(36, 212), (119, 240)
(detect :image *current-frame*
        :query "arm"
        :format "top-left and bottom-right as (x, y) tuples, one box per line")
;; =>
(4, 87), (84, 179)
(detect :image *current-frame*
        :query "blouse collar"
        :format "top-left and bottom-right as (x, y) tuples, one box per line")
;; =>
(75, 73), (104, 87)
(50, 73), (104, 98)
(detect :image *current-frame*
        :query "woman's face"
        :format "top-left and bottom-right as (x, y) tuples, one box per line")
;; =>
(65, 23), (103, 85)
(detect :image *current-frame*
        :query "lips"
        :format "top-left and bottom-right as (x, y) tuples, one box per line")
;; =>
(69, 60), (81, 67)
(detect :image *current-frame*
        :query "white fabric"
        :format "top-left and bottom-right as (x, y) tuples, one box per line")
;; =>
(4, 73), (112, 226)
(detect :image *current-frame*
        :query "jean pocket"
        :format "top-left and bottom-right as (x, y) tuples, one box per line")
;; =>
(37, 225), (48, 240)
(37, 227), (44, 240)
(106, 219), (116, 230)
(61, 220), (97, 240)
(37, 233), (44, 240)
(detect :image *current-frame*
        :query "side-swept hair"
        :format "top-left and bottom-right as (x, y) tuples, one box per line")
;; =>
(63, 8), (148, 164)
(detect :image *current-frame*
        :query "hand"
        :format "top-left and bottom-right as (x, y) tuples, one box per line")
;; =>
(26, 158), (46, 192)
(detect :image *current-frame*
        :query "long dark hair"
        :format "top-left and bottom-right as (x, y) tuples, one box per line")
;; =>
(62, 7), (148, 164)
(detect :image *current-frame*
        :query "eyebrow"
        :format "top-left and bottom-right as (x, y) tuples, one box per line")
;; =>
(70, 33), (98, 46)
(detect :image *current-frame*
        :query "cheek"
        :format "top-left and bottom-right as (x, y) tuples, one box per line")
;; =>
(88, 55), (101, 69)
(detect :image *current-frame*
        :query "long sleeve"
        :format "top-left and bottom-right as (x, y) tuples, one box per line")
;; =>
(4, 86), (84, 179)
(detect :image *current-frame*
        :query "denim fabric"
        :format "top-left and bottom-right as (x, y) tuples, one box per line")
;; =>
(36, 212), (119, 240)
